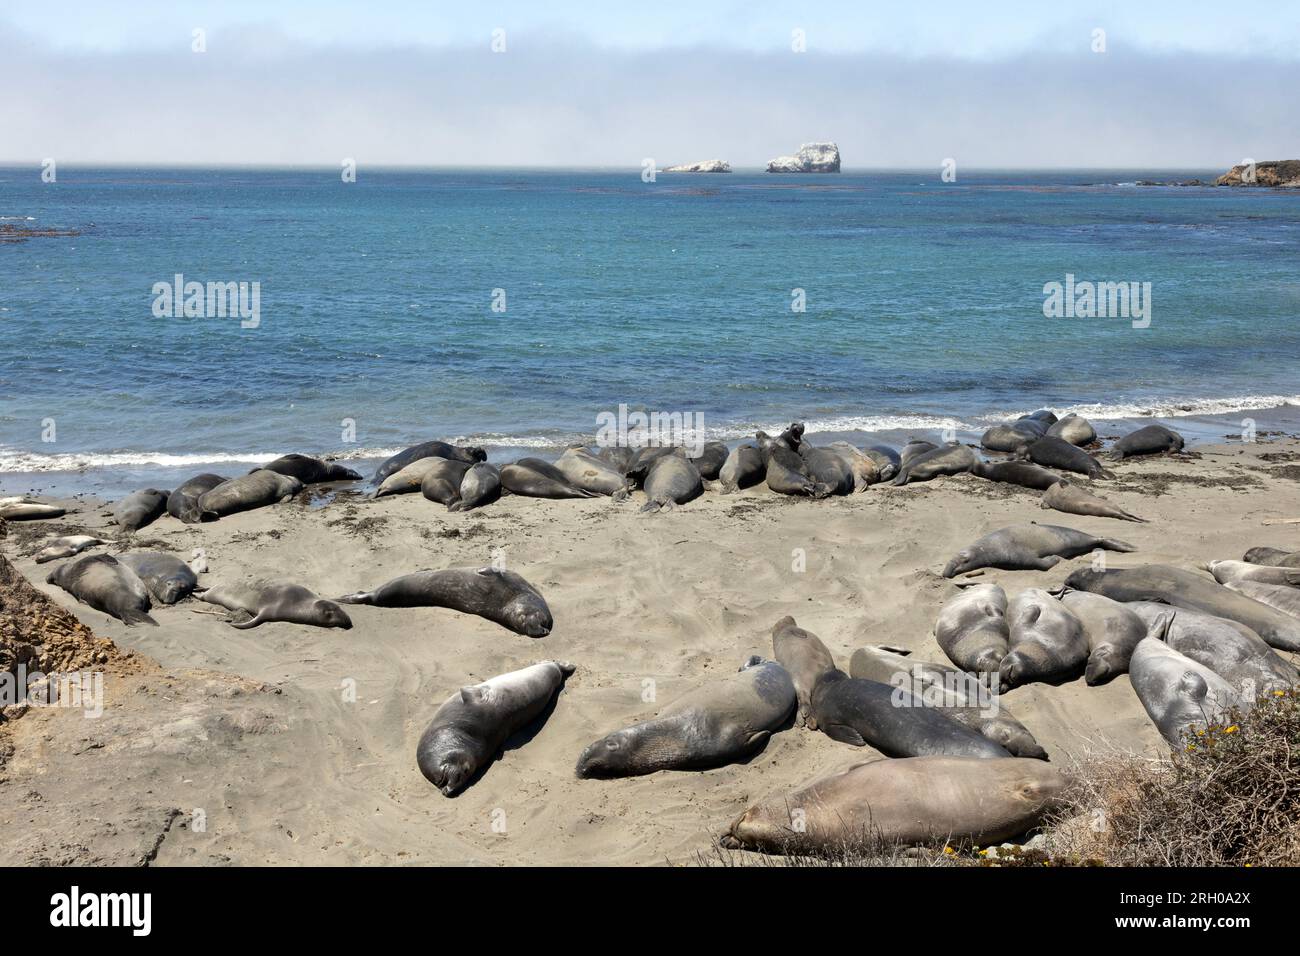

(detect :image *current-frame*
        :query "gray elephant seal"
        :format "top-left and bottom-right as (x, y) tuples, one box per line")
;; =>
(1018, 435), (1114, 479)
(166, 473), (226, 523)
(756, 432), (829, 497)
(116, 552), (200, 605)
(420, 458), (472, 506)
(773, 423), (807, 454)
(34, 535), (108, 564)
(771, 616), (838, 729)
(970, 460), (1062, 490)
(799, 446), (855, 495)
(1206, 559), (1300, 589)
(450, 463), (501, 512)
(943, 523), (1135, 577)
(826, 442), (881, 491)
(688, 441), (730, 481)
(1064, 564), (1300, 652)
(418, 660), (574, 795)
(640, 454), (703, 512)
(46, 553), (157, 626)
(1242, 547), (1300, 568)
(500, 458), (597, 499)
(863, 445), (900, 482)
(718, 444), (764, 493)
(371, 440), (486, 486)
(848, 646), (1047, 759)
(199, 470), (303, 517)
(1060, 590), (1149, 685)
(0, 499), (66, 521)
(722, 755), (1065, 854)
(113, 488), (169, 532)
(597, 445), (636, 473)
(575, 656), (795, 778)
(935, 583), (1010, 673)
(200, 580), (352, 630)
(338, 567), (552, 637)
(891, 443), (977, 486)
(1000, 588), (1087, 689)
(981, 419), (1046, 453)
(374, 457), (447, 498)
(1041, 479), (1145, 522)
(1109, 423), (1184, 460)
(261, 454), (361, 483)
(1224, 579), (1300, 621)
(555, 447), (630, 498)
(1129, 637), (1242, 747)
(1046, 413), (1096, 446)
(899, 440), (938, 466)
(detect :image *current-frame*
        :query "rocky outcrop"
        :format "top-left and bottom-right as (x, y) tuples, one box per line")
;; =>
(1215, 160), (1300, 187)
(664, 160), (731, 173)
(766, 142), (841, 173)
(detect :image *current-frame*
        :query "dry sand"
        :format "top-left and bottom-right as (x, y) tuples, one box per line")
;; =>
(2, 437), (1298, 865)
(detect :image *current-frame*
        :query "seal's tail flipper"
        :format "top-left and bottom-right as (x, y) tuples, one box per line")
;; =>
(229, 612), (265, 630)
(1101, 537), (1137, 552)
(639, 500), (662, 514)
(334, 591), (373, 605)
(121, 609), (159, 627)
(1117, 509), (1147, 523)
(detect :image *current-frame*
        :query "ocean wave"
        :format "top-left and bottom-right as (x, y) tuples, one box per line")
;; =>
(988, 394), (1300, 424)
(0, 449), (285, 473)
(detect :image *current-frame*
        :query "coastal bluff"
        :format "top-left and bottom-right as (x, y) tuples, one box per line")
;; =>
(1216, 160), (1300, 187)
(766, 142), (841, 173)
(664, 159), (731, 173)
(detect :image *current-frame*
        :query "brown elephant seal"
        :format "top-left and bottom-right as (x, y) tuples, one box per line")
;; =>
(0, 498), (66, 521)
(970, 460), (1063, 490)
(260, 453), (361, 483)
(943, 523), (1135, 577)
(370, 440), (486, 487)
(199, 470), (303, 517)
(1018, 435), (1114, 479)
(899, 440), (938, 466)
(1065, 564), (1300, 652)
(1059, 590), (1149, 685)
(373, 457), (447, 498)
(890, 443), (977, 486)
(1205, 559), (1300, 589)
(113, 488), (169, 532)
(1041, 479), (1145, 522)
(34, 535), (108, 564)
(200, 579), (352, 629)
(640, 454), (703, 513)
(718, 444), (764, 493)
(688, 441), (730, 481)
(46, 553), (157, 626)
(418, 660), (574, 795)
(419, 459), (472, 506)
(337, 567), (552, 637)
(722, 756), (1065, 854)
(771, 616), (837, 728)
(575, 656), (795, 778)
(116, 551), (200, 605)
(1242, 547), (1300, 568)
(450, 463), (501, 512)
(1224, 579), (1300, 620)
(863, 445), (900, 482)
(826, 442), (882, 491)
(1109, 423), (1184, 460)
(1129, 637), (1242, 747)
(799, 446), (856, 495)
(756, 432), (829, 497)
(555, 447), (630, 498)
(1000, 588), (1087, 689)
(596, 445), (636, 473)
(1046, 413), (1096, 446)
(166, 473), (226, 523)
(848, 646), (1048, 759)
(935, 583), (1010, 673)
(500, 458), (598, 499)
(981, 419), (1047, 453)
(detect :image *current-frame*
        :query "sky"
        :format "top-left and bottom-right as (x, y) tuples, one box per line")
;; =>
(3, 1), (1298, 168)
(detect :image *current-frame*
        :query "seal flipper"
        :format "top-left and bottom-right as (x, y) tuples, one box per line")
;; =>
(120, 609), (159, 627)
(335, 590), (374, 604)
(822, 723), (868, 747)
(1098, 536), (1137, 553)
(229, 611), (265, 629)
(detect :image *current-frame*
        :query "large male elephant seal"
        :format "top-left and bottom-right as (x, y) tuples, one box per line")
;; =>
(260, 453), (361, 483)
(771, 616), (837, 729)
(943, 523), (1135, 577)
(113, 488), (169, 532)
(722, 756), (1065, 854)
(935, 583), (1010, 673)
(1064, 564), (1300, 652)
(450, 463), (501, 512)
(370, 440), (486, 487)
(34, 535), (108, 564)
(166, 473), (226, 523)
(718, 444), (764, 493)
(756, 432), (828, 497)
(1205, 559), (1300, 589)
(1129, 638), (1242, 747)
(46, 553), (157, 626)
(863, 445), (900, 483)
(200, 580), (352, 630)
(799, 446), (855, 495)
(418, 660), (574, 795)
(1046, 413), (1096, 446)
(337, 567), (552, 637)
(981, 419), (1047, 453)
(1041, 480), (1145, 522)
(1018, 435), (1113, 479)
(555, 447), (630, 498)
(500, 458), (597, 499)
(1109, 424), (1184, 460)
(970, 460), (1062, 491)
(116, 551), (200, 605)
(687, 441), (730, 481)
(825, 442), (881, 491)
(772, 423), (807, 454)
(373, 458), (447, 498)
(597, 445), (636, 473)
(199, 470), (303, 517)
(0, 498), (66, 521)
(890, 443), (977, 486)
(1224, 579), (1300, 620)
(848, 646), (1047, 759)
(575, 657), (796, 778)
(899, 440), (938, 466)
(1000, 588), (1087, 689)
(419, 459), (472, 506)
(1242, 547), (1300, 568)
(1059, 590), (1149, 685)
(640, 455), (703, 513)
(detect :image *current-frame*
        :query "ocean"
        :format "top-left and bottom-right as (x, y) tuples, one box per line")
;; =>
(3, 166), (1299, 497)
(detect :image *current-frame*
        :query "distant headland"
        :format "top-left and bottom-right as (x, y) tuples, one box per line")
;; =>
(663, 142), (842, 174)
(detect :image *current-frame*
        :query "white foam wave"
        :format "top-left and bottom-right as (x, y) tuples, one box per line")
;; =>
(986, 394), (1300, 425)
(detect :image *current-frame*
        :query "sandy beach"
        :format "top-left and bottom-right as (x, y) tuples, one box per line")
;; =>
(0, 434), (1296, 866)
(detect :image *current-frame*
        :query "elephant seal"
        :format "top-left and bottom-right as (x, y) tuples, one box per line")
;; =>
(1242, 547), (1300, 568)
(419, 459), (472, 506)
(718, 444), (764, 494)
(688, 441), (730, 481)
(943, 523), (1135, 577)
(1129, 638), (1242, 747)
(810, 669), (1011, 758)
(371, 440), (486, 487)
(46, 553), (157, 626)
(756, 432), (828, 497)
(1059, 590), (1149, 685)
(597, 445), (636, 473)
(337, 567), (552, 637)
(722, 756), (1065, 854)
(773, 423), (807, 454)
(1041, 479), (1145, 522)
(640, 454), (703, 512)
(848, 646), (1047, 759)
(418, 660), (574, 795)
(970, 460), (1062, 490)
(166, 473), (226, 523)
(1018, 436), (1114, 479)
(935, 584), (1010, 673)
(890, 443), (977, 486)
(981, 419), (1046, 453)
(826, 442), (881, 491)
(1046, 413), (1096, 446)
(1109, 424), (1184, 460)
(200, 580), (352, 630)
(900, 440), (938, 467)
(113, 488), (169, 532)
(1023, 409), (1058, 426)
(0, 499), (66, 521)
(34, 535), (108, 564)
(1224, 579), (1300, 621)
(1206, 559), (1300, 589)
(500, 458), (597, 499)
(555, 447), (630, 498)
(1000, 588), (1087, 689)
(799, 446), (855, 495)
(450, 463), (501, 512)
(863, 445), (900, 483)
(374, 457), (447, 498)
(260, 454), (361, 483)
(771, 616), (837, 729)
(575, 656), (796, 778)
(1064, 564), (1300, 652)
(116, 551), (200, 605)
(199, 470), (303, 517)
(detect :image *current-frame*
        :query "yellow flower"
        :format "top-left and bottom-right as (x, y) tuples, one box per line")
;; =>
(1224, 725), (1238, 734)
(944, 846), (955, 856)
